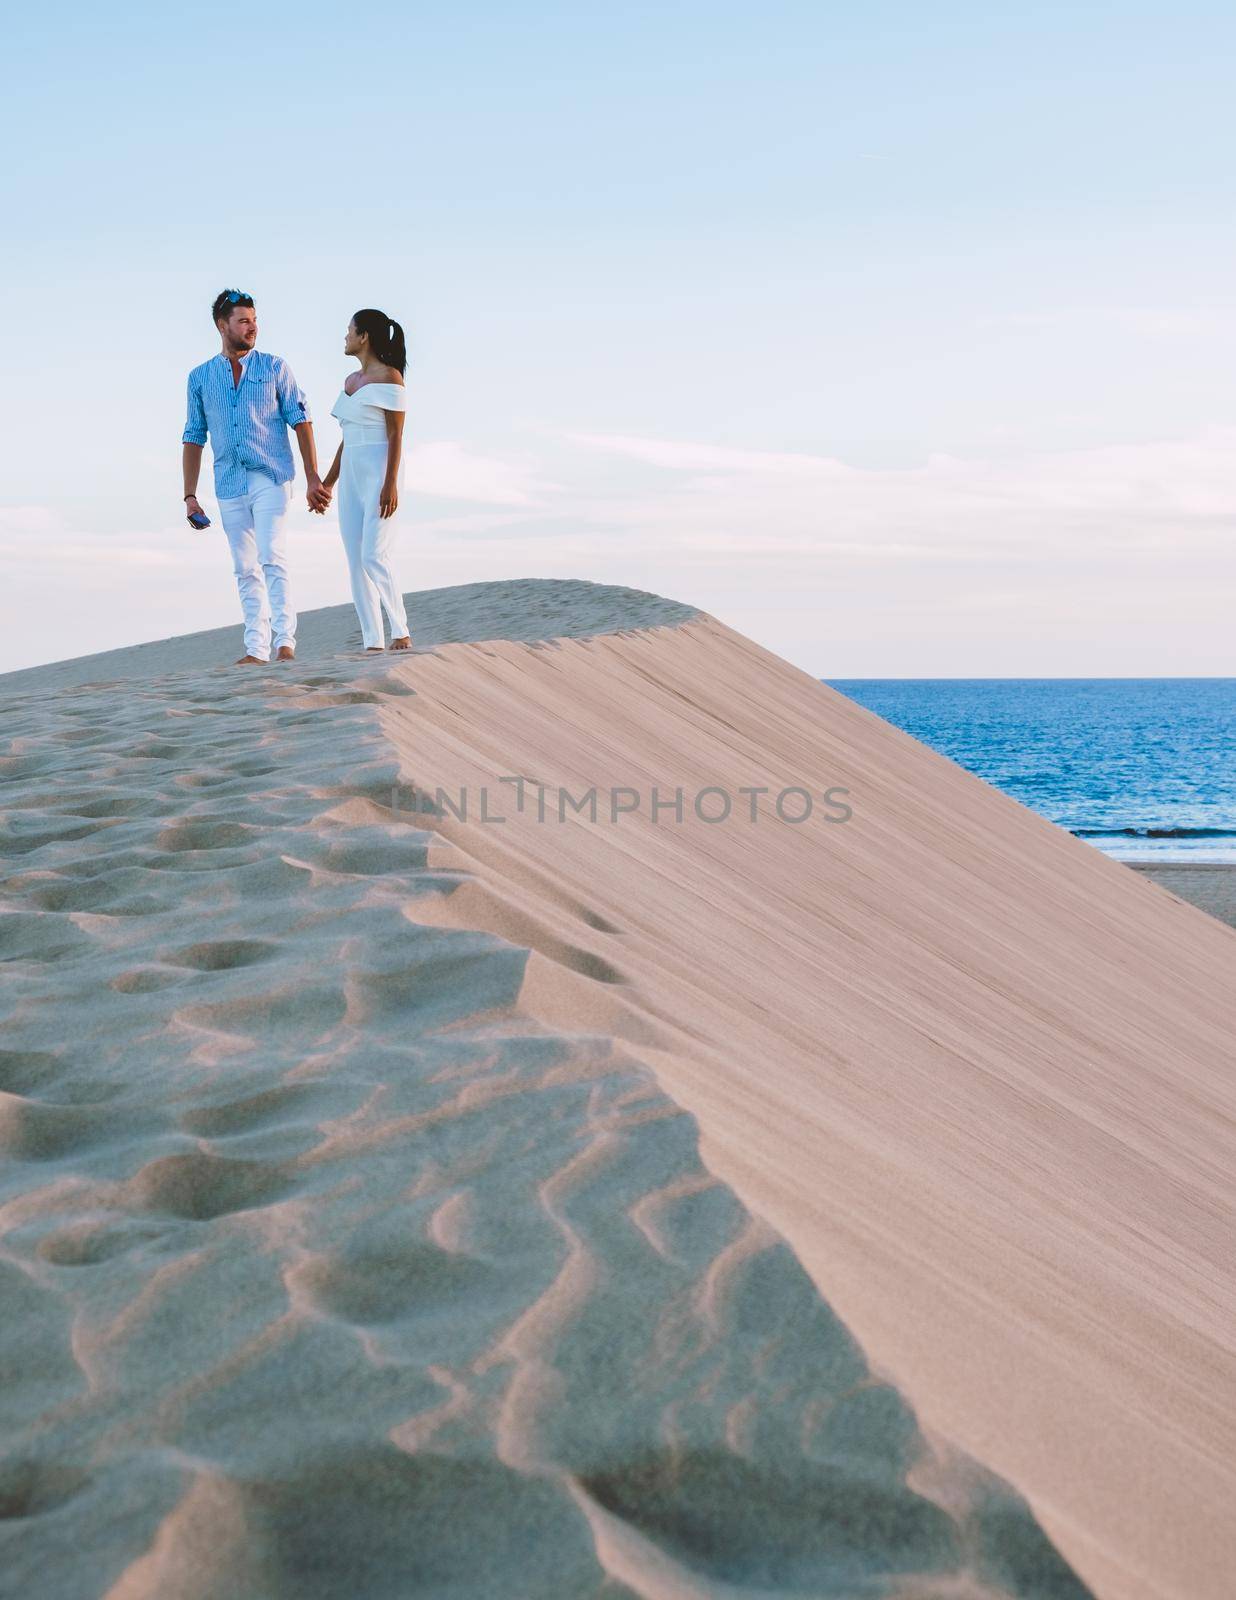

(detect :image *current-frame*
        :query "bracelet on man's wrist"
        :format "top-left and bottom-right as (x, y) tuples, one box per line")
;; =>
(184, 492), (198, 501)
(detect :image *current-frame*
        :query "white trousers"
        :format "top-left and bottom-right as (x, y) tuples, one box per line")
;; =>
(337, 442), (409, 649)
(216, 469), (295, 660)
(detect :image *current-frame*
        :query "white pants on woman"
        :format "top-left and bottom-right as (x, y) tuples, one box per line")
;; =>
(216, 468), (295, 661)
(337, 442), (409, 648)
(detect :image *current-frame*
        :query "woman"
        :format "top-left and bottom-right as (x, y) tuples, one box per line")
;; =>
(324, 309), (412, 652)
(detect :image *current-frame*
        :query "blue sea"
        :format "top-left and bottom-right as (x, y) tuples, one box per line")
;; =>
(825, 679), (1236, 863)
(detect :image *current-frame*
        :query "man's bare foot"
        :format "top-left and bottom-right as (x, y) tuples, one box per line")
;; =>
(389, 636), (411, 651)
(235, 655), (266, 665)
(364, 646), (384, 654)
(276, 645), (295, 661)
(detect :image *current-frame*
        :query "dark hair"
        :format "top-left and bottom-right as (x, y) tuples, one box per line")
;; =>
(352, 308), (407, 375)
(212, 288), (254, 326)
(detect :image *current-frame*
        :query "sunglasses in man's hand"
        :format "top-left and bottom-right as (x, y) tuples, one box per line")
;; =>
(187, 509), (212, 530)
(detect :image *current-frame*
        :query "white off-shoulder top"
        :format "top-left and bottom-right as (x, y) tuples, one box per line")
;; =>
(330, 381), (407, 444)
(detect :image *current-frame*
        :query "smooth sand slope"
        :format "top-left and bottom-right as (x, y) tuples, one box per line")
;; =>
(1, 580), (1232, 1600)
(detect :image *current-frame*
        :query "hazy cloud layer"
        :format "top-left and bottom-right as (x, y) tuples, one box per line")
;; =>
(4, 425), (1233, 675)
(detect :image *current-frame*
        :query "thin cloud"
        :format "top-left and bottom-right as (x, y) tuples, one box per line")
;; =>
(553, 425), (1236, 540)
(405, 441), (563, 506)
(560, 431), (851, 478)
(975, 306), (1236, 339)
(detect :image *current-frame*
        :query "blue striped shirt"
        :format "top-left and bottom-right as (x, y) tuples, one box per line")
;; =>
(182, 349), (311, 498)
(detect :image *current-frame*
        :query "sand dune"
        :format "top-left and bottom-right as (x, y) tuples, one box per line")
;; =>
(2, 579), (1232, 1599)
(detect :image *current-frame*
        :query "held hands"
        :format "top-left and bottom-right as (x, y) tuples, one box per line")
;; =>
(303, 474), (394, 515)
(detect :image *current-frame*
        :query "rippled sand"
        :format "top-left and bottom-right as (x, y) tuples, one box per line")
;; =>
(2, 580), (1231, 1599)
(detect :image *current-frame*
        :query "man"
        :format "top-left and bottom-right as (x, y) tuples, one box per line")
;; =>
(182, 289), (331, 664)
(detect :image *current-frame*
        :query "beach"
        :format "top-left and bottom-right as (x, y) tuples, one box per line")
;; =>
(1128, 863), (1236, 930)
(2, 578), (1233, 1600)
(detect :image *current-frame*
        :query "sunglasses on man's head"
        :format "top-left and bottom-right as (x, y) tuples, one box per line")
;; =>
(221, 290), (252, 305)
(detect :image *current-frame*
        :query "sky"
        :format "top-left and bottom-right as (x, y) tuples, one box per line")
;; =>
(2, 0), (1234, 676)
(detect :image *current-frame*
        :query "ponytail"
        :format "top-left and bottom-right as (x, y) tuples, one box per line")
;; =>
(352, 307), (407, 375)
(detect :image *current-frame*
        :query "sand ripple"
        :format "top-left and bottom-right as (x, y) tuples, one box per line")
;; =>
(0, 630), (1091, 1598)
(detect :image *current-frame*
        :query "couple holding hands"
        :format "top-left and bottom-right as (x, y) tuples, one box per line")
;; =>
(182, 288), (411, 664)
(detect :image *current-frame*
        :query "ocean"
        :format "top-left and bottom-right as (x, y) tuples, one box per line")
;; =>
(825, 679), (1236, 863)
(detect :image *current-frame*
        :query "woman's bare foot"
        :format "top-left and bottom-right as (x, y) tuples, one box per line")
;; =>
(389, 636), (411, 651)
(235, 655), (265, 665)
